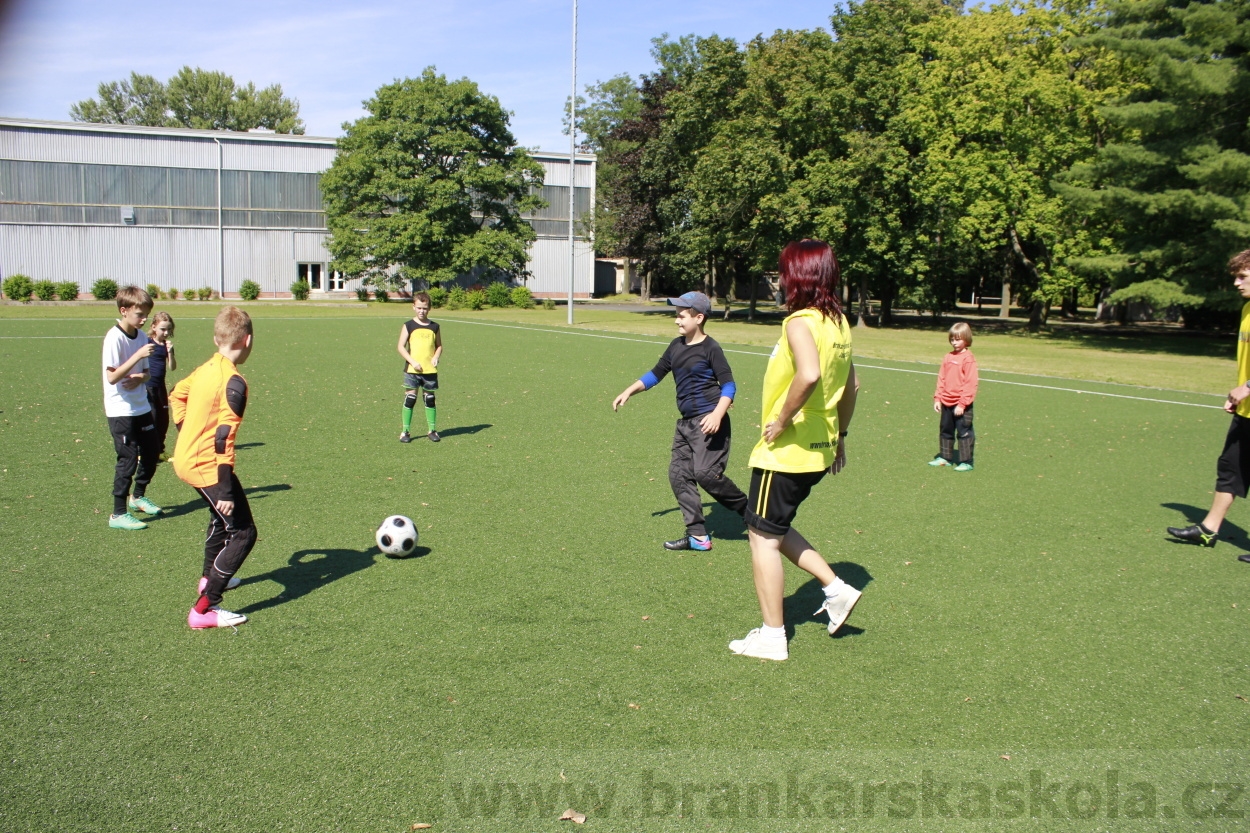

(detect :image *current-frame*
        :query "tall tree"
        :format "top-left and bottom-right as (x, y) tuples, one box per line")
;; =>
(824, 0), (958, 325)
(70, 66), (304, 133)
(1057, 0), (1250, 306)
(321, 69), (545, 290)
(902, 0), (1118, 327)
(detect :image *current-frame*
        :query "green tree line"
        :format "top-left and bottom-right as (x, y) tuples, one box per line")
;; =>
(581, 0), (1250, 327)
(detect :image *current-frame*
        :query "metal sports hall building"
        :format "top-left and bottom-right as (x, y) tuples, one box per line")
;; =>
(0, 117), (596, 299)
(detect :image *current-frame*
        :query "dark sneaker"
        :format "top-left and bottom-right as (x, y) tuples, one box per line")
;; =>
(428, 431), (441, 443)
(1167, 524), (1217, 547)
(1239, 554), (1250, 564)
(399, 431), (412, 443)
(663, 534), (712, 551)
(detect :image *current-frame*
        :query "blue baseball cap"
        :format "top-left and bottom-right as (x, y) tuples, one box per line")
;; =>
(666, 291), (711, 316)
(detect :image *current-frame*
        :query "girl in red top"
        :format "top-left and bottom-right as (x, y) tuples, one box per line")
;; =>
(929, 321), (978, 471)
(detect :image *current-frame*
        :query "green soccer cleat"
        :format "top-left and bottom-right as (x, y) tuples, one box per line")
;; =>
(928, 457), (951, 467)
(128, 495), (163, 515)
(953, 462), (974, 472)
(109, 512), (148, 530)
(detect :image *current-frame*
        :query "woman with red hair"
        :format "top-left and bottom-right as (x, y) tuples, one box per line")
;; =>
(730, 239), (862, 661)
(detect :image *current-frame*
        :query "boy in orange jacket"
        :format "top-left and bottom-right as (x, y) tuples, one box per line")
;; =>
(171, 307), (256, 629)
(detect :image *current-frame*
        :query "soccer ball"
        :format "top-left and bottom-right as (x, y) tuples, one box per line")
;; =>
(376, 515), (418, 556)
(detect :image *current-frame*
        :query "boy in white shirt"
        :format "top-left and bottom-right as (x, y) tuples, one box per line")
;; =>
(102, 286), (162, 530)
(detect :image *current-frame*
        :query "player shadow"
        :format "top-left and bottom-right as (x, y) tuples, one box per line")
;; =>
(231, 544), (426, 614)
(784, 561), (872, 640)
(1160, 502), (1250, 549)
(235, 442), (265, 450)
(155, 483), (293, 520)
(650, 503), (748, 541)
(433, 423), (492, 439)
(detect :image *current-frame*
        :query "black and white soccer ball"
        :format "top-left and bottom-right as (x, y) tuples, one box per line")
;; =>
(376, 515), (418, 556)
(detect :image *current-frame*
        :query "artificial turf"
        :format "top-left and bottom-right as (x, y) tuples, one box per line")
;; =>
(0, 304), (1246, 831)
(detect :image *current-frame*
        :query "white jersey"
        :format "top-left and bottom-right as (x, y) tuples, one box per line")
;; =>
(102, 324), (152, 417)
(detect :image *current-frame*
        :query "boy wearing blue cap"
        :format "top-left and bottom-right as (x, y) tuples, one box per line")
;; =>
(612, 291), (748, 550)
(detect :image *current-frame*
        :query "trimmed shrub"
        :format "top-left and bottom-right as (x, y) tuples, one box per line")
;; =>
(542, 297), (556, 310)
(290, 279), (310, 300)
(165, 288), (179, 300)
(375, 288), (389, 303)
(33, 280), (57, 301)
(3, 274), (34, 302)
(355, 287), (370, 302)
(446, 286), (467, 310)
(239, 280), (261, 301)
(510, 286), (533, 308)
(146, 283), (161, 300)
(427, 286), (448, 307)
(55, 281), (79, 301)
(485, 281), (511, 307)
(196, 287), (213, 301)
(92, 279), (118, 300)
(465, 289), (487, 310)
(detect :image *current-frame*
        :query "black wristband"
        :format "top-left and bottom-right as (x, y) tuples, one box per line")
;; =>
(838, 430), (848, 438)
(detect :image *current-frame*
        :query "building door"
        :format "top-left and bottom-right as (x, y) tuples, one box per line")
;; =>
(298, 263), (323, 291)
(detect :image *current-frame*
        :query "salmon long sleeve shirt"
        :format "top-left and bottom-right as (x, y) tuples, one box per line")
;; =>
(934, 349), (978, 408)
(170, 353), (247, 492)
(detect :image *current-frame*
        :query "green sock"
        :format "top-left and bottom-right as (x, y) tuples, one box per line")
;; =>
(425, 407), (437, 433)
(402, 405), (413, 433)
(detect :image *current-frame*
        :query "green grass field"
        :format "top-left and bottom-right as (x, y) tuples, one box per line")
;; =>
(1, 303), (1247, 832)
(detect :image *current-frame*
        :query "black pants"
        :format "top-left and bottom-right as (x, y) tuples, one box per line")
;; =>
(938, 403), (975, 464)
(107, 412), (160, 515)
(146, 383), (170, 456)
(669, 415), (748, 537)
(195, 474), (257, 606)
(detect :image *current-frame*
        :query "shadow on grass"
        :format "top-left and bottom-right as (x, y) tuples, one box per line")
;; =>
(235, 442), (265, 450)
(233, 543), (428, 614)
(434, 423), (492, 439)
(785, 561), (872, 640)
(649, 502), (748, 542)
(1161, 502), (1250, 550)
(157, 483), (292, 520)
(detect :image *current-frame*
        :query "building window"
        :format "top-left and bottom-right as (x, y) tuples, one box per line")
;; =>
(298, 263), (323, 290)
(328, 271), (345, 291)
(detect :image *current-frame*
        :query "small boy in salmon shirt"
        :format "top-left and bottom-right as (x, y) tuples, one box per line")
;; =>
(928, 321), (978, 471)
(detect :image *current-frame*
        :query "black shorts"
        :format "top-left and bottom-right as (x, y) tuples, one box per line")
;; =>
(744, 467), (826, 536)
(1215, 414), (1250, 498)
(403, 372), (438, 391)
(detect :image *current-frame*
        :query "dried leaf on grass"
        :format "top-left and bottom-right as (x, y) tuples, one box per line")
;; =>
(411, 823), (432, 829)
(559, 809), (587, 823)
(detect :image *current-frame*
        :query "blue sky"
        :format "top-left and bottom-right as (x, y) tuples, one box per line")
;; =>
(0, 0), (840, 152)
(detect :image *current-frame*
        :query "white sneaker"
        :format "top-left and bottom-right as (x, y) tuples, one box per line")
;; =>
(815, 580), (862, 634)
(729, 628), (788, 660)
(197, 576), (242, 594)
(188, 605), (248, 629)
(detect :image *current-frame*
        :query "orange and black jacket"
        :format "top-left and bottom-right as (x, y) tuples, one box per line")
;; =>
(171, 353), (247, 493)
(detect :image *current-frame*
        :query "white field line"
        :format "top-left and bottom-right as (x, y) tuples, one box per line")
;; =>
(437, 317), (1226, 410)
(1, 315), (1226, 410)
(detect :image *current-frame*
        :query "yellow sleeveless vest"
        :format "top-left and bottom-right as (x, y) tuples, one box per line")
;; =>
(748, 308), (853, 473)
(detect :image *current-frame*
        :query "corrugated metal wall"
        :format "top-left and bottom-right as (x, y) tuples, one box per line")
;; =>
(525, 238), (596, 297)
(0, 121), (335, 172)
(1, 120), (595, 296)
